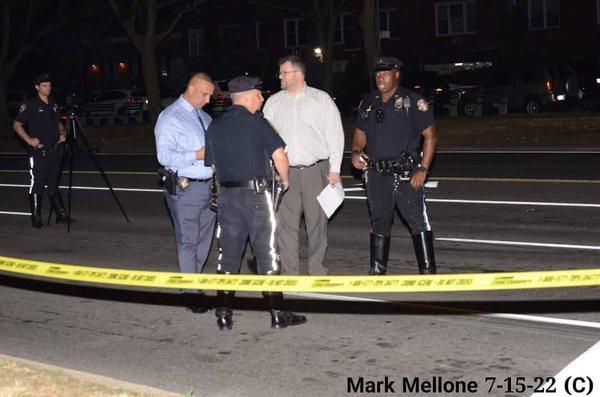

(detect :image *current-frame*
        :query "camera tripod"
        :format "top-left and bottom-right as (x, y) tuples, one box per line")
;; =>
(48, 111), (130, 232)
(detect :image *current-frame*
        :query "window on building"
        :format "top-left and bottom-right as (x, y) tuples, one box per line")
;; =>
(379, 9), (400, 39)
(528, 0), (560, 29)
(435, 1), (478, 36)
(188, 29), (203, 57)
(284, 18), (308, 48)
(256, 22), (267, 50)
(334, 13), (357, 44)
(220, 25), (241, 52)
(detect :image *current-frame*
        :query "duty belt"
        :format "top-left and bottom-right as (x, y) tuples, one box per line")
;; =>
(221, 180), (256, 188)
(32, 142), (64, 157)
(367, 160), (407, 174)
(221, 177), (271, 194)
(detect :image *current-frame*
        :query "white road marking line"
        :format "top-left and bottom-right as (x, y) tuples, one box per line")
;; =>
(344, 195), (600, 208)
(343, 181), (437, 191)
(289, 292), (600, 330)
(0, 170), (155, 175)
(427, 198), (600, 208)
(0, 183), (161, 193)
(531, 341), (600, 397)
(437, 237), (600, 251)
(0, 211), (29, 216)
(1, 169), (599, 183)
(434, 177), (600, 184)
(342, 150), (600, 154)
(4, 183), (599, 208)
(343, 187), (365, 192)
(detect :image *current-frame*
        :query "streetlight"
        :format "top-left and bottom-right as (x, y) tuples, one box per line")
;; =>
(314, 47), (323, 62)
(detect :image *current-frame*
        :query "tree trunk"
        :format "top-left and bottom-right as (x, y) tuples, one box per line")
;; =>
(140, 44), (161, 123)
(0, 74), (10, 134)
(360, 0), (380, 90)
(322, 41), (334, 95)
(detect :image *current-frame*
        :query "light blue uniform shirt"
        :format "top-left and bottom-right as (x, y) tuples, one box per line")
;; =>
(155, 95), (213, 179)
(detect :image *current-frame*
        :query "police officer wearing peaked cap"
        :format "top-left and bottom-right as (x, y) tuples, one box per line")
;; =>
(13, 73), (71, 228)
(204, 75), (307, 331)
(351, 56), (438, 275)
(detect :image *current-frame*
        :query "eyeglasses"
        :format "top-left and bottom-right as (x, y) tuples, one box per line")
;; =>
(277, 70), (299, 78)
(375, 109), (384, 123)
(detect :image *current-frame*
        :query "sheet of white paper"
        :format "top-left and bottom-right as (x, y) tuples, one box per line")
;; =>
(317, 182), (345, 218)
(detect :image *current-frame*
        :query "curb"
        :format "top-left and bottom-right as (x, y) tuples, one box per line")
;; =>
(0, 353), (179, 396)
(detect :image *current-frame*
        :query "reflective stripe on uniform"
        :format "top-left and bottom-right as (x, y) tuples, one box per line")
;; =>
(216, 223), (222, 272)
(264, 190), (279, 273)
(29, 156), (35, 194)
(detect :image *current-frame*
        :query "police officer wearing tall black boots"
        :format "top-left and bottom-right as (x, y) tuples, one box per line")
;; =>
(204, 76), (307, 330)
(13, 73), (71, 228)
(351, 57), (438, 275)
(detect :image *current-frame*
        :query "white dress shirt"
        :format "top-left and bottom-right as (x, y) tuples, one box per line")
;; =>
(263, 84), (344, 173)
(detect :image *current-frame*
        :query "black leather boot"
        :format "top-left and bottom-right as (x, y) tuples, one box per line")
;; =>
(412, 231), (436, 274)
(369, 233), (390, 275)
(28, 193), (44, 228)
(263, 292), (306, 329)
(50, 193), (71, 223)
(215, 290), (234, 330)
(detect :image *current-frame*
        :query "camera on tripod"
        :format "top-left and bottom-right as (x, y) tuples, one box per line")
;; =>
(63, 93), (83, 117)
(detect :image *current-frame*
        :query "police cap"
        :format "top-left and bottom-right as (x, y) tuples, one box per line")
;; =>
(34, 73), (52, 85)
(228, 76), (262, 93)
(372, 56), (402, 72)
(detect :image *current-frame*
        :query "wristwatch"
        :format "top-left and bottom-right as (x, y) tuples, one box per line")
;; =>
(417, 166), (429, 174)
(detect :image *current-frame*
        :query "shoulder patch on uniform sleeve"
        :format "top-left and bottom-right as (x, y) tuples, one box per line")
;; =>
(19, 104), (27, 113)
(417, 98), (429, 112)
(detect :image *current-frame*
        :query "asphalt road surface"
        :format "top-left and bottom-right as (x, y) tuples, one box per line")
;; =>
(0, 151), (599, 396)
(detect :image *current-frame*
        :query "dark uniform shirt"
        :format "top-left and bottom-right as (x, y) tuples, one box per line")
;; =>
(15, 96), (61, 145)
(356, 86), (434, 161)
(205, 105), (285, 183)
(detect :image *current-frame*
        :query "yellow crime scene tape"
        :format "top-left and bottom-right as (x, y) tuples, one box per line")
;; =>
(1, 255), (599, 293)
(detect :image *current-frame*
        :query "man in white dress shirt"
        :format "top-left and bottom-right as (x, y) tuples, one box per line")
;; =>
(262, 55), (344, 275)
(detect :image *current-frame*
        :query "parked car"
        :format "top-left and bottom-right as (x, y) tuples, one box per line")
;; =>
(83, 89), (147, 118)
(211, 80), (233, 115)
(448, 63), (582, 115)
(403, 70), (449, 112)
(570, 62), (600, 111)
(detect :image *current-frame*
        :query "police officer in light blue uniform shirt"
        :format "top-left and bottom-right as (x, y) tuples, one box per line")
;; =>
(155, 72), (216, 313)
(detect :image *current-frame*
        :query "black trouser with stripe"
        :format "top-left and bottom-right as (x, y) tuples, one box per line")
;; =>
(216, 187), (280, 275)
(29, 145), (63, 195)
(366, 170), (431, 236)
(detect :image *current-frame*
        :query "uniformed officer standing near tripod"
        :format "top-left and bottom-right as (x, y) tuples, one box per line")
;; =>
(13, 73), (70, 228)
(204, 76), (307, 331)
(351, 57), (438, 275)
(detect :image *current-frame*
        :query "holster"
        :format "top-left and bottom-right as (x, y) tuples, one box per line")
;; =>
(253, 176), (268, 194)
(158, 167), (178, 195)
(270, 168), (285, 212)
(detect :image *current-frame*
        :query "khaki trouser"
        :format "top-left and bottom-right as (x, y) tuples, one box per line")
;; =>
(277, 160), (329, 275)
